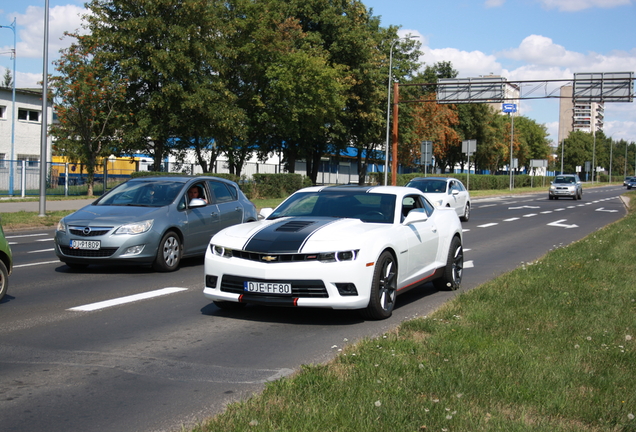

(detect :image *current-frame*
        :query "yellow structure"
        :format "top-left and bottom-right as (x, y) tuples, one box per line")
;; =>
(51, 156), (140, 186)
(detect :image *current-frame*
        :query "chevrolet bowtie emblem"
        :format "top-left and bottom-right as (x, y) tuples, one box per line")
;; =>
(261, 255), (278, 262)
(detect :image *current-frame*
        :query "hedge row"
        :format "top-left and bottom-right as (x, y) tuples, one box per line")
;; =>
(131, 171), (312, 200)
(368, 172), (552, 190)
(132, 171), (620, 200)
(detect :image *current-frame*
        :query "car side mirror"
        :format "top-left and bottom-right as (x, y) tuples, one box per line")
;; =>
(451, 190), (459, 196)
(259, 208), (274, 219)
(402, 208), (428, 225)
(189, 198), (207, 208)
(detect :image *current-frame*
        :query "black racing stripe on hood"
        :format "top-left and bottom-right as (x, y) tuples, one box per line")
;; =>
(243, 218), (338, 253)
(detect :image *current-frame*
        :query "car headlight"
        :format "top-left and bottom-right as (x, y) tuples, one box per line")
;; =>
(211, 244), (233, 258)
(318, 250), (358, 262)
(57, 218), (66, 233)
(549, 185), (556, 191)
(114, 219), (153, 235)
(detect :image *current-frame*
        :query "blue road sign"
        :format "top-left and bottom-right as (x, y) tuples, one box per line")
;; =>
(502, 103), (517, 113)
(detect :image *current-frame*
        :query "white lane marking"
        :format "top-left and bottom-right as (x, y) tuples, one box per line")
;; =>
(464, 260), (474, 268)
(68, 287), (188, 312)
(547, 219), (578, 229)
(13, 260), (61, 268)
(36, 238), (54, 242)
(8, 241), (17, 245)
(28, 248), (55, 254)
(541, 211), (553, 214)
(477, 223), (498, 228)
(478, 204), (497, 208)
(596, 207), (618, 213)
(523, 213), (537, 217)
(5, 233), (48, 239)
(509, 205), (540, 209)
(504, 218), (519, 222)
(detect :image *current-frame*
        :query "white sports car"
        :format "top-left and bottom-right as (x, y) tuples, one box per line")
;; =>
(203, 186), (464, 320)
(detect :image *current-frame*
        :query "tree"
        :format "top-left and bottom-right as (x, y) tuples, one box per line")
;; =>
(2, 69), (12, 88)
(83, 0), (241, 172)
(49, 36), (126, 196)
(512, 116), (551, 172)
(561, 130), (593, 176)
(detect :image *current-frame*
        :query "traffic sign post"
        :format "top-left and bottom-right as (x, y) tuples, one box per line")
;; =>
(420, 140), (432, 175)
(462, 139), (476, 190)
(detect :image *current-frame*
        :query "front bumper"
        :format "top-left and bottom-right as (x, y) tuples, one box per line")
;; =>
(54, 229), (161, 266)
(203, 251), (375, 310)
(549, 187), (577, 197)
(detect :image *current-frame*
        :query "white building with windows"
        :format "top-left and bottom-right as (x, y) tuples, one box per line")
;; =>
(0, 87), (54, 166)
(557, 85), (604, 144)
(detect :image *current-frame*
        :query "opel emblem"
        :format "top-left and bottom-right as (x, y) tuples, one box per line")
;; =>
(83, 227), (91, 235)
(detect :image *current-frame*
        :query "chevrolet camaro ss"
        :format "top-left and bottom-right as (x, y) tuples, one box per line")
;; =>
(203, 185), (464, 320)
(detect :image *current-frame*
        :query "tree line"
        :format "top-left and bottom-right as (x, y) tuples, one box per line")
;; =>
(49, 0), (557, 194)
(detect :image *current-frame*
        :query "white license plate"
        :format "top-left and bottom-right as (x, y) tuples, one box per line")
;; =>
(244, 281), (292, 295)
(70, 240), (101, 250)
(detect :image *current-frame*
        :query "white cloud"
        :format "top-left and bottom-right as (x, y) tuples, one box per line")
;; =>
(500, 35), (585, 67)
(484, 0), (506, 7)
(421, 46), (502, 78)
(538, 0), (632, 12)
(10, 5), (85, 59)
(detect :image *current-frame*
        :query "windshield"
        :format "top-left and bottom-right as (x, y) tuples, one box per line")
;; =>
(269, 191), (396, 223)
(95, 180), (185, 207)
(554, 177), (576, 184)
(407, 180), (447, 193)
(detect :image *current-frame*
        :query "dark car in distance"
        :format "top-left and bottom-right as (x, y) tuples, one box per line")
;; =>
(0, 220), (13, 301)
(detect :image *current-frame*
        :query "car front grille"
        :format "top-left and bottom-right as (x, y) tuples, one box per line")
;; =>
(231, 249), (320, 263)
(69, 226), (113, 237)
(221, 274), (328, 298)
(59, 246), (119, 257)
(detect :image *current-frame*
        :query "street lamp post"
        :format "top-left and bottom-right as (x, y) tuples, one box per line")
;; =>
(39, 0), (50, 216)
(384, 35), (418, 186)
(592, 130), (596, 183)
(0, 18), (16, 196)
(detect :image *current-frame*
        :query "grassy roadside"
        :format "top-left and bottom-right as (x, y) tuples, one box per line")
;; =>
(192, 191), (636, 432)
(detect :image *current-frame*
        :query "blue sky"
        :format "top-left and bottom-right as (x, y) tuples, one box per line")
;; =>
(1, 0), (634, 145)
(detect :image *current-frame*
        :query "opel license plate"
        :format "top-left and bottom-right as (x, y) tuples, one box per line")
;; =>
(70, 240), (101, 250)
(244, 281), (292, 295)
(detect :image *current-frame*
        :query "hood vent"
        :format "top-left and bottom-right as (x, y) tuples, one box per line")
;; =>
(275, 220), (316, 232)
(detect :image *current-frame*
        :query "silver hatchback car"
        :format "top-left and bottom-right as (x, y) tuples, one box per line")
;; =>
(55, 176), (257, 271)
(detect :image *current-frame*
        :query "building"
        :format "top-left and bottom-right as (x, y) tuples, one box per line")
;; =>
(0, 86), (55, 192)
(557, 85), (604, 144)
(482, 74), (521, 116)
(0, 87), (54, 164)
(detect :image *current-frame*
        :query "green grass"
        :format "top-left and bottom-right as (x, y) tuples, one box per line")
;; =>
(192, 192), (636, 432)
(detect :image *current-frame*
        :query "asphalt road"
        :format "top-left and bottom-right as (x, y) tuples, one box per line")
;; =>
(0, 185), (628, 432)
